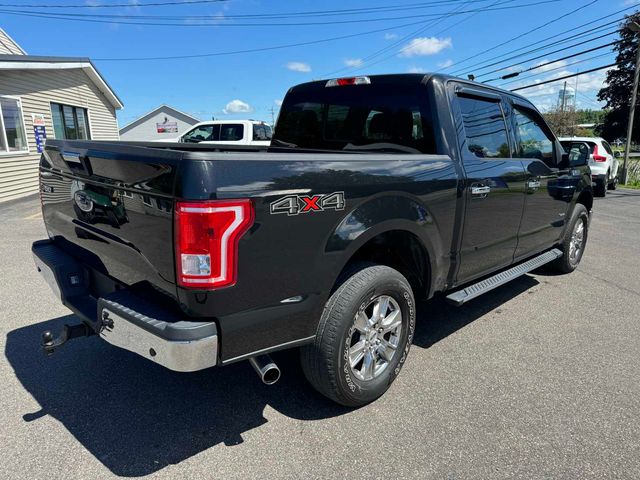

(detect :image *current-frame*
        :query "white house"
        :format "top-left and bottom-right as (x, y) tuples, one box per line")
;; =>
(119, 105), (200, 141)
(0, 28), (123, 203)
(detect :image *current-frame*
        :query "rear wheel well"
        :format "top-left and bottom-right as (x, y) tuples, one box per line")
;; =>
(576, 189), (593, 212)
(335, 230), (430, 299)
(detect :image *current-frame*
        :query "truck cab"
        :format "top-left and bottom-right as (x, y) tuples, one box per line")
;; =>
(179, 119), (272, 146)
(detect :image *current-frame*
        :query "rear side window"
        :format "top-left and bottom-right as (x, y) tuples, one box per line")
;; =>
(513, 108), (555, 167)
(458, 96), (510, 159)
(253, 124), (272, 141)
(220, 124), (244, 141)
(602, 141), (613, 155)
(274, 84), (436, 153)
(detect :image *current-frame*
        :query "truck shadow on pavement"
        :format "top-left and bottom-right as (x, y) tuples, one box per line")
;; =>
(5, 275), (538, 477)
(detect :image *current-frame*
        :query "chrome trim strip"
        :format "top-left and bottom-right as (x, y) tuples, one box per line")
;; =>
(221, 335), (316, 365)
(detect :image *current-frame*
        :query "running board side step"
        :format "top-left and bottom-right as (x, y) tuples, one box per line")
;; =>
(445, 248), (563, 306)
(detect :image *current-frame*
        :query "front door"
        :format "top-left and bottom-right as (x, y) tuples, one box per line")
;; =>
(453, 88), (527, 283)
(510, 104), (569, 259)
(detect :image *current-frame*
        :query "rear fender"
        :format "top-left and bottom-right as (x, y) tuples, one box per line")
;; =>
(325, 194), (444, 297)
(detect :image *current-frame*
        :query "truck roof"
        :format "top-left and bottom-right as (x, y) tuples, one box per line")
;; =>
(287, 73), (534, 107)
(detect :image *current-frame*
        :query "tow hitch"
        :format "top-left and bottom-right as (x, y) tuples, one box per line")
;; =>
(41, 323), (95, 356)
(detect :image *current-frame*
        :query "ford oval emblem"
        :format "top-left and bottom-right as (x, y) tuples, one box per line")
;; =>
(74, 191), (94, 213)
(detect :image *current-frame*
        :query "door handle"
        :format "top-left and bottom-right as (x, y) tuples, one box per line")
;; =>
(527, 180), (541, 189)
(470, 185), (491, 196)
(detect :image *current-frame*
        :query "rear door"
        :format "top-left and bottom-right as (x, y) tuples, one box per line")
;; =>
(509, 101), (570, 258)
(198, 123), (246, 145)
(452, 86), (527, 283)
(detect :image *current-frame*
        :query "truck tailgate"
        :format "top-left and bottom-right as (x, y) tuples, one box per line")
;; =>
(39, 140), (182, 297)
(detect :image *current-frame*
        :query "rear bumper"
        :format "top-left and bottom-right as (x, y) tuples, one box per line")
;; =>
(32, 239), (218, 372)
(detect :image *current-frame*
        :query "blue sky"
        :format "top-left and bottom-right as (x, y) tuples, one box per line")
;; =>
(2, 0), (634, 126)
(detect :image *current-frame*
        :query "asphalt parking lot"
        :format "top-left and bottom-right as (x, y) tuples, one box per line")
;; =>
(1, 191), (639, 479)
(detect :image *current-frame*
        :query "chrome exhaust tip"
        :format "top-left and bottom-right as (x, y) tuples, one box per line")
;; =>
(248, 354), (281, 385)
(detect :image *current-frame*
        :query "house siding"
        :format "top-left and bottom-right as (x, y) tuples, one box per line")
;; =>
(0, 29), (24, 55)
(0, 68), (119, 203)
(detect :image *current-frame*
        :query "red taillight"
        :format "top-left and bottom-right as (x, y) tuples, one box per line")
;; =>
(325, 76), (371, 87)
(175, 199), (254, 289)
(592, 144), (607, 162)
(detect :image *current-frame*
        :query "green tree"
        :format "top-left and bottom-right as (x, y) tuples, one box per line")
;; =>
(597, 12), (640, 143)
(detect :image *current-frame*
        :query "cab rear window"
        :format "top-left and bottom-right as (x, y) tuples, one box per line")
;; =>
(274, 84), (436, 153)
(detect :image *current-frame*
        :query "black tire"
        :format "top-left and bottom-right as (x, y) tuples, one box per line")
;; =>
(550, 203), (589, 274)
(595, 179), (607, 197)
(301, 264), (416, 407)
(608, 177), (617, 190)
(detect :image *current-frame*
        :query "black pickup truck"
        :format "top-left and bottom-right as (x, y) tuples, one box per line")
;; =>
(33, 74), (593, 406)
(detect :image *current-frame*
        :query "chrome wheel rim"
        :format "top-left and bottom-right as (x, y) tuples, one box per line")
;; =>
(348, 295), (402, 382)
(569, 218), (585, 263)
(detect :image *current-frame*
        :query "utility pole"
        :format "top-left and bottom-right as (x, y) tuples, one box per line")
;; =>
(560, 81), (567, 113)
(269, 106), (275, 126)
(622, 21), (640, 185)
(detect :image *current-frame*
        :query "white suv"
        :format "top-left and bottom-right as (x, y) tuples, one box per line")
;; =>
(560, 136), (619, 197)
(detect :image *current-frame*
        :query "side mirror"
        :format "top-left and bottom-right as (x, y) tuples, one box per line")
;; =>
(564, 142), (590, 167)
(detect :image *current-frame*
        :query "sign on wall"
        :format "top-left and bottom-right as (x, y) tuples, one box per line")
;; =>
(34, 125), (47, 153)
(156, 121), (178, 133)
(32, 113), (46, 127)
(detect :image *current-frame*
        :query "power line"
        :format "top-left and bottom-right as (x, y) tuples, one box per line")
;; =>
(511, 62), (619, 91)
(469, 27), (620, 78)
(330, 0), (509, 76)
(0, 0), (471, 11)
(0, 0), (565, 27)
(576, 91), (603, 108)
(444, 0), (603, 75)
(0, 0), (228, 6)
(91, 18), (434, 61)
(445, 4), (637, 77)
(481, 40), (619, 82)
(0, 0), (501, 16)
(496, 50), (613, 87)
(322, 0), (488, 77)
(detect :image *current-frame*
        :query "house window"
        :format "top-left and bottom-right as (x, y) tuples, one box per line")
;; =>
(0, 96), (28, 153)
(51, 103), (91, 140)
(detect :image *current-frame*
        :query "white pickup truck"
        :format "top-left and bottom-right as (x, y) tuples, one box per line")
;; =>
(177, 120), (272, 146)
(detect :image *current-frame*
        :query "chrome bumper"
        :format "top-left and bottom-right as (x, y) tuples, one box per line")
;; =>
(33, 239), (219, 373)
(100, 306), (218, 373)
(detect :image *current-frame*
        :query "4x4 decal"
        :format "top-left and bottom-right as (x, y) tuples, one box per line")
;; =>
(270, 192), (345, 216)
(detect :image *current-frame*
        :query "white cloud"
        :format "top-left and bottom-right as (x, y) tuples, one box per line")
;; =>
(286, 62), (311, 73)
(344, 58), (363, 68)
(274, 99), (283, 107)
(384, 33), (398, 40)
(399, 37), (452, 57)
(437, 59), (454, 69)
(407, 66), (425, 73)
(222, 99), (253, 114)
